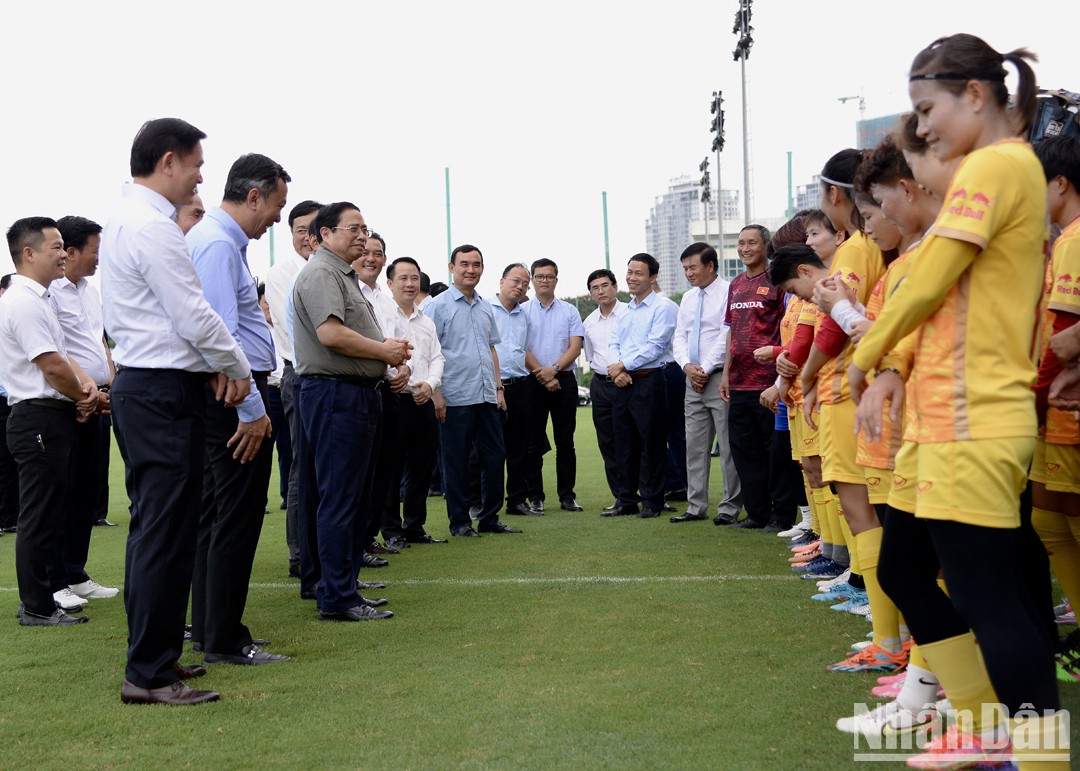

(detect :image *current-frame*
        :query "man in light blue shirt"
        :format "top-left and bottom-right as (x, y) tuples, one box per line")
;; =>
(188, 153), (290, 666)
(523, 258), (586, 513)
(604, 253), (678, 519)
(491, 263), (541, 518)
(428, 245), (521, 537)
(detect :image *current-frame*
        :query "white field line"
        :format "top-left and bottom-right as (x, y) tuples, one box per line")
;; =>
(0, 574), (793, 592)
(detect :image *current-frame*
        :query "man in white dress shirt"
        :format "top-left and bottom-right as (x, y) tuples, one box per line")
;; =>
(380, 256), (447, 549)
(353, 233), (408, 563)
(670, 243), (741, 524)
(47, 216), (119, 610)
(1, 217), (99, 627)
(264, 199), (321, 578)
(581, 269), (627, 511)
(102, 118), (251, 706)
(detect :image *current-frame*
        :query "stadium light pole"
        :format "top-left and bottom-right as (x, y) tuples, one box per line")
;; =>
(732, 0), (754, 223)
(710, 91), (726, 266)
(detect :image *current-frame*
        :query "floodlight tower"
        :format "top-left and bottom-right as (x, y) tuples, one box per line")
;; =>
(732, 0), (754, 223)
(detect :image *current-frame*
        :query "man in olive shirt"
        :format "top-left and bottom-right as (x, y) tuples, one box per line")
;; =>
(291, 201), (410, 622)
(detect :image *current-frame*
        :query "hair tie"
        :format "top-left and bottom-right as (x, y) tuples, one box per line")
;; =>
(909, 71), (1005, 83)
(820, 174), (854, 190)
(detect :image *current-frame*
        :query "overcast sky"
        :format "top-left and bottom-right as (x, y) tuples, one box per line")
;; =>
(0, 1), (1072, 299)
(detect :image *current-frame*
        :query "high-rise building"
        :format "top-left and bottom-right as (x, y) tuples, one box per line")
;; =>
(645, 176), (739, 294)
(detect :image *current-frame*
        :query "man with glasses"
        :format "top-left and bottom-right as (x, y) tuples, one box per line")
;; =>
(492, 263), (540, 518)
(523, 259), (585, 513)
(582, 269), (627, 512)
(292, 202), (409, 621)
(265, 199), (321, 579)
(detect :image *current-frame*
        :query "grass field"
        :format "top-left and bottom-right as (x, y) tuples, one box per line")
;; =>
(0, 414), (1076, 769)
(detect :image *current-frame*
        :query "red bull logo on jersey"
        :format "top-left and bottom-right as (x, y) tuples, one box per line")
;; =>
(971, 191), (992, 207)
(845, 272), (861, 285)
(950, 188), (967, 200)
(1061, 274), (1074, 283)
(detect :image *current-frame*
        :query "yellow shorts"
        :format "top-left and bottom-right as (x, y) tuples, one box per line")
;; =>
(819, 399), (863, 485)
(887, 441), (918, 514)
(915, 437), (1035, 528)
(1030, 438), (1080, 495)
(863, 464), (892, 505)
(789, 407), (819, 459)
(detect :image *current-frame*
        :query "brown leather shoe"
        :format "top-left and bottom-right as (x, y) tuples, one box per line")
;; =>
(172, 661), (207, 679)
(121, 679), (220, 705)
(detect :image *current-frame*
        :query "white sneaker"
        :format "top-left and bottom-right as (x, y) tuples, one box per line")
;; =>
(817, 568), (852, 591)
(777, 525), (809, 538)
(836, 700), (938, 739)
(69, 579), (119, 599)
(53, 587), (87, 611)
(848, 602), (872, 617)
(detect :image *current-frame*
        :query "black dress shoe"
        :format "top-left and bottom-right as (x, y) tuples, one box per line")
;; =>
(661, 503), (677, 513)
(361, 553), (389, 568)
(287, 563), (300, 579)
(320, 604), (394, 621)
(638, 508), (661, 519)
(761, 523), (785, 534)
(359, 595), (389, 607)
(713, 514), (737, 526)
(670, 511), (708, 523)
(19, 608), (89, 626)
(406, 532), (447, 544)
(121, 679), (219, 705)
(528, 499), (544, 514)
(560, 498), (584, 512)
(357, 579), (387, 590)
(477, 522), (522, 534)
(1, 525), (18, 533)
(601, 501), (619, 514)
(452, 527), (481, 537)
(172, 661), (207, 679)
(205, 644), (290, 665)
(729, 518), (767, 530)
(300, 589), (317, 600)
(368, 540), (399, 555)
(664, 489), (688, 502)
(506, 502), (535, 516)
(385, 536), (410, 551)
(601, 505), (638, 517)
(92, 518), (116, 527)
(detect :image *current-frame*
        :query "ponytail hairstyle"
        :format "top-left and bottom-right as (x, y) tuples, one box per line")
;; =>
(908, 33), (1039, 136)
(820, 148), (866, 203)
(855, 135), (914, 195)
(894, 112), (929, 157)
(769, 208), (814, 257)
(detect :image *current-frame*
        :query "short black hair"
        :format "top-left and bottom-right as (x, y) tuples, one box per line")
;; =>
(450, 244), (483, 265)
(680, 242), (718, 269)
(628, 252), (660, 277)
(7, 216), (58, 264)
(0, 274), (12, 291)
(530, 258), (558, 276)
(222, 153), (291, 204)
(368, 232), (386, 252)
(502, 262), (529, 279)
(311, 202), (360, 244)
(387, 256), (420, 280)
(288, 200), (322, 228)
(130, 118), (206, 178)
(769, 243), (824, 286)
(429, 281), (449, 297)
(419, 272), (431, 292)
(1036, 135), (1080, 191)
(587, 269), (617, 290)
(56, 215), (103, 253)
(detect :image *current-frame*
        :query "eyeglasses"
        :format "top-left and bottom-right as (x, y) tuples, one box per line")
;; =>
(533, 275), (557, 282)
(331, 224), (371, 236)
